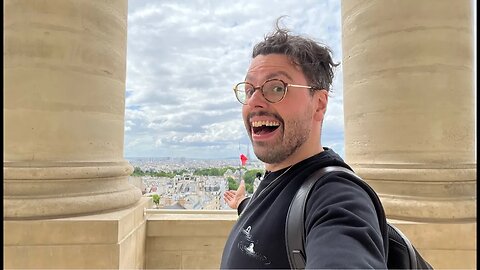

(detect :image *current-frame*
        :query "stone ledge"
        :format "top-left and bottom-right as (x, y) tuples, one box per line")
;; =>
(147, 213), (237, 237)
(389, 219), (476, 250)
(389, 219), (476, 269)
(145, 210), (237, 269)
(4, 197), (150, 245)
(4, 244), (120, 269)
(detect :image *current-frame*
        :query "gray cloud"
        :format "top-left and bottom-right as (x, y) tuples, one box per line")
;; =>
(125, 0), (345, 159)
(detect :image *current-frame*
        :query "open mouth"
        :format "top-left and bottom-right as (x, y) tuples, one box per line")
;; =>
(251, 120), (280, 135)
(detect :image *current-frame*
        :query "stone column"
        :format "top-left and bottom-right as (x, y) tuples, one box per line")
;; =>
(4, 0), (141, 219)
(341, 0), (476, 268)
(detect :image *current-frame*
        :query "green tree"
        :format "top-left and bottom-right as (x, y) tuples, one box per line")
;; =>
(174, 169), (189, 175)
(227, 177), (239, 190)
(153, 171), (175, 178)
(132, 166), (144, 176)
(245, 183), (254, 194)
(152, 194), (160, 208)
(243, 169), (264, 185)
(194, 167), (234, 176)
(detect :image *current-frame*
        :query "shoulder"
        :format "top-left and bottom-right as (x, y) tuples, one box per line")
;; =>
(301, 170), (387, 268)
(306, 170), (378, 218)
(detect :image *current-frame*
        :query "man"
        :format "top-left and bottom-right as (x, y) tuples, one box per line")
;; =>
(221, 20), (387, 269)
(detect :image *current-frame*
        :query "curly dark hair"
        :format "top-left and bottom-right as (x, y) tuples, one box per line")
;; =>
(252, 17), (339, 93)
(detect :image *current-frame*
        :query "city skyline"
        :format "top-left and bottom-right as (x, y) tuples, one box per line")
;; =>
(124, 0), (346, 160)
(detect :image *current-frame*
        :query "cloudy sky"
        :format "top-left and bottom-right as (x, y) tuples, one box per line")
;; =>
(124, 0), (345, 160)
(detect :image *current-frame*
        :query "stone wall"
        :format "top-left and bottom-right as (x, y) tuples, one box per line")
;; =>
(145, 210), (237, 269)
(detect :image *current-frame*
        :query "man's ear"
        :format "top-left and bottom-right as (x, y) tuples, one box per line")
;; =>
(313, 89), (328, 122)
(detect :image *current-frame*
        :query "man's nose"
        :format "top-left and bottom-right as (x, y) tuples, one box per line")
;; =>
(246, 88), (268, 108)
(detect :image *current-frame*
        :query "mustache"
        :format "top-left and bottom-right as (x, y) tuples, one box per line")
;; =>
(247, 111), (284, 125)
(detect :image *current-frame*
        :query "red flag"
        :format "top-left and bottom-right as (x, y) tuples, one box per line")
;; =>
(240, 154), (248, 166)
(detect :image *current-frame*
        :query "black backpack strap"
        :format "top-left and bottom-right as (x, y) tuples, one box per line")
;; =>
(285, 167), (332, 269)
(285, 166), (389, 269)
(388, 224), (418, 268)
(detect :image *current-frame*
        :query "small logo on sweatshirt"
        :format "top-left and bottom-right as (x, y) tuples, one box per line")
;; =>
(238, 225), (271, 265)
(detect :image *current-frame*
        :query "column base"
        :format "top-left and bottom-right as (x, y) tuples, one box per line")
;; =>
(353, 164), (476, 221)
(389, 219), (476, 269)
(4, 161), (142, 219)
(4, 197), (151, 269)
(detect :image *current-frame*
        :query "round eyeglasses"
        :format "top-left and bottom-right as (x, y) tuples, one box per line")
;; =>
(233, 79), (318, 105)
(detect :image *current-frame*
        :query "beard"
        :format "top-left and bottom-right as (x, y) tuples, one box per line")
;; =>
(250, 110), (312, 165)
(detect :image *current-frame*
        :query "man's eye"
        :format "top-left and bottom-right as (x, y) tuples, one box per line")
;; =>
(245, 88), (255, 97)
(271, 86), (285, 93)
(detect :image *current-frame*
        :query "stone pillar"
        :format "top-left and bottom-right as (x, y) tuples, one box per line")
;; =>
(4, 1), (151, 269)
(4, 0), (141, 218)
(341, 0), (476, 268)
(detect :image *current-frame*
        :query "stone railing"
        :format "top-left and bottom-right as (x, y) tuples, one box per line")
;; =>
(143, 209), (476, 269)
(144, 209), (237, 269)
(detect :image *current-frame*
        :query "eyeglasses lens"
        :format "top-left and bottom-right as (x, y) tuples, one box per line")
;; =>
(262, 80), (286, 103)
(234, 83), (248, 104)
(234, 79), (286, 104)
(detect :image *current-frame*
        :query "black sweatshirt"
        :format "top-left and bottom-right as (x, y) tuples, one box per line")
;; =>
(220, 148), (387, 269)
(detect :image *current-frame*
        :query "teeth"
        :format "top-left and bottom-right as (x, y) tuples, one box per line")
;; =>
(251, 121), (280, 127)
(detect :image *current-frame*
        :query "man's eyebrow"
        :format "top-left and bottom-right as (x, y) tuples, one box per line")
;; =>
(245, 71), (294, 83)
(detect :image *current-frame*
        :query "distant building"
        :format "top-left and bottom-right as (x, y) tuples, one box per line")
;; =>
(128, 176), (146, 193)
(162, 202), (186, 209)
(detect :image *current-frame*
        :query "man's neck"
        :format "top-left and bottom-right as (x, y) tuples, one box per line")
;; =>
(264, 146), (324, 172)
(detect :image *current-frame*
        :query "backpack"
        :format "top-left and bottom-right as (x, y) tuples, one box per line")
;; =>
(285, 166), (433, 269)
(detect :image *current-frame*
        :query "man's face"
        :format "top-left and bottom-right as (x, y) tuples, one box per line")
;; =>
(242, 54), (320, 165)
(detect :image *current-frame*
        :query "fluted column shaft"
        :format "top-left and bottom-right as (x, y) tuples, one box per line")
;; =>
(341, 0), (475, 221)
(4, 0), (141, 219)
